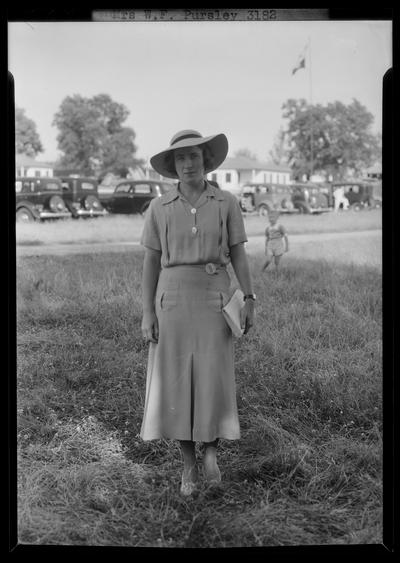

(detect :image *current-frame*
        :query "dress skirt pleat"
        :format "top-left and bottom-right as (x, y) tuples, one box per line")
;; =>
(140, 265), (240, 442)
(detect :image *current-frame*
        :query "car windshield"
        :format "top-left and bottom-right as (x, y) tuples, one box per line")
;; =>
(42, 181), (61, 191)
(115, 183), (131, 193)
(81, 182), (96, 191)
(134, 184), (152, 194)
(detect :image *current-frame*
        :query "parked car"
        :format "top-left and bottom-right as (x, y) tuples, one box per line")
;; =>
(290, 182), (331, 214)
(104, 179), (174, 215)
(331, 180), (382, 211)
(15, 176), (72, 222)
(239, 182), (295, 215)
(59, 176), (107, 218)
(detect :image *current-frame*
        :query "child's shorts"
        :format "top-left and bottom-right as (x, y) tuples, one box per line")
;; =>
(266, 238), (285, 257)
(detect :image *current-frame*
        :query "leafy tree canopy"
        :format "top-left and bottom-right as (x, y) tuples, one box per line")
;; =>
(281, 98), (381, 181)
(268, 127), (289, 167)
(15, 107), (44, 157)
(53, 93), (143, 177)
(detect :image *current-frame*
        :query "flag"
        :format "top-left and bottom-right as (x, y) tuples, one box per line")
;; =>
(292, 55), (305, 75)
(292, 44), (307, 75)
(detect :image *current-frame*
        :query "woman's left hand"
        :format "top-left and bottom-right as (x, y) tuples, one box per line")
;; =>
(240, 299), (255, 335)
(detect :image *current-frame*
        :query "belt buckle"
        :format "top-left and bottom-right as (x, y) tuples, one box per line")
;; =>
(205, 262), (217, 275)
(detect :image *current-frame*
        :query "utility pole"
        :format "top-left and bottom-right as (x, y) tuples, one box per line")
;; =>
(292, 38), (314, 181)
(308, 36), (314, 180)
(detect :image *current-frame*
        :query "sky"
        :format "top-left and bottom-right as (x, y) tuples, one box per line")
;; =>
(8, 16), (392, 165)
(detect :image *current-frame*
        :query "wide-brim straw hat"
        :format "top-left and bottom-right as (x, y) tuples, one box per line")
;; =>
(150, 129), (228, 179)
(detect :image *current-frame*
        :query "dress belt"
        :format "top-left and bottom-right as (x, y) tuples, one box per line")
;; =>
(165, 263), (225, 275)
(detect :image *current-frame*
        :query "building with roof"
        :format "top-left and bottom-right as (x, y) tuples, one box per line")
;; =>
(365, 165), (382, 181)
(15, 154), (54, 178)
(138, 155), (292, 195)
(207, 156), (292, 195)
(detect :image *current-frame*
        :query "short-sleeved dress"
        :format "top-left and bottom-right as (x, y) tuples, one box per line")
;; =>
(140, 181), (247, 442)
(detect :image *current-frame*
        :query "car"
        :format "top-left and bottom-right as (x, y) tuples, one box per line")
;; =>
(104, 179), (174, 215)
(59, 176), (107, 218)
(15, 176), (72, 222)
(331, 180), (382, 211)
(290, 182), (332, 214)
(239, 182), (295, 215)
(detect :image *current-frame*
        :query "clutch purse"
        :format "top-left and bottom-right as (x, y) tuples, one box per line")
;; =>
(222, 288), (245, 337)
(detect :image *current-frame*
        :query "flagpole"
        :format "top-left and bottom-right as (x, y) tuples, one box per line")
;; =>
(308, 36), (314, 180)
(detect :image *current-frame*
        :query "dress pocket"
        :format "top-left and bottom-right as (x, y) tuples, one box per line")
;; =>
(205, 291), (226, 312)
(158, 290), (178, 311)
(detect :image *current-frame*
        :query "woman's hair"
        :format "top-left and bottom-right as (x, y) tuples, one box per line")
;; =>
(164, 144), (214, 176)
(202, 144), (214, 171)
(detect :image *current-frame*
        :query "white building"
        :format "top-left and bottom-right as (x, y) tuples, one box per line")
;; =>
(15, 154), (54, 178)
(207, 156), (292, 195)
(365, 165), (382, 181)
(141, 155), (292, 195)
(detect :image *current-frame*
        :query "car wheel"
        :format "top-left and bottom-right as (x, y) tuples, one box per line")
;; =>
(258, 204), (270, 217)
(373, 200), (382, 209)
(16, 207), (35, 222)
(102, 201), (113, 213)
(351, 202), (363, 212)
(297, 204), (309, 214)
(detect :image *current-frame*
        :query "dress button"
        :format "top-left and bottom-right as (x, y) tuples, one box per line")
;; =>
(191, 226), (198, 234)
(205, 263), (217, 274)
(191, 208), (197, 214)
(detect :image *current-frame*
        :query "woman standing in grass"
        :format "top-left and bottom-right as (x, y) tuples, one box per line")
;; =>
(140, 130), (255, 496)
(261, 210), (289, 272)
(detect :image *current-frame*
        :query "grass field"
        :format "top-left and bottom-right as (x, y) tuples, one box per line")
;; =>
(16, 246), (382, 547)
(15, 208), (382, 247)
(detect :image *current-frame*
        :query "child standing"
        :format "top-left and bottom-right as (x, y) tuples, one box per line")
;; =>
(261, 210), (289, 271)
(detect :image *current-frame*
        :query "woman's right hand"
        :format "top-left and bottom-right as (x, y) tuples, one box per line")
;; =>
(141, 310), (159, 343)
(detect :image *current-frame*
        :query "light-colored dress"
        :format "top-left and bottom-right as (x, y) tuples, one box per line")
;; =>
(140, 181), (247, 442)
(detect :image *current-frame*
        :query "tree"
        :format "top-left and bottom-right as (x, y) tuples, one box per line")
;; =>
(234, 148), (258, 160)
(268, 127), (290, 166)
(52, 93), (143, 177)
(281, 98), (381, 181)
(15, 107), (44, 157)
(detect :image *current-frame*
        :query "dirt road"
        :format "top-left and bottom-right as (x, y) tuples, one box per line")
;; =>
(16, 229), (381, 268)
